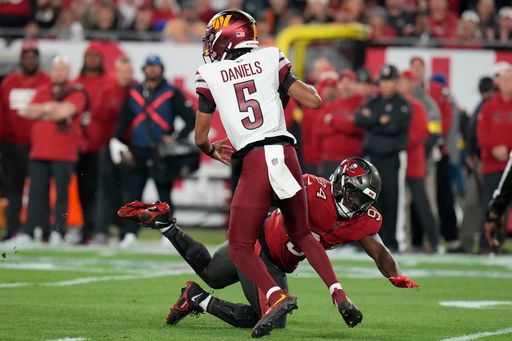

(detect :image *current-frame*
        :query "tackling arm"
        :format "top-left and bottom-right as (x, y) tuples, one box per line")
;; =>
(359, 234), (419, 288)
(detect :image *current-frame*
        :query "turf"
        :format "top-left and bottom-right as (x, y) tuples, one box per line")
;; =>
(1, 242), (511, 341)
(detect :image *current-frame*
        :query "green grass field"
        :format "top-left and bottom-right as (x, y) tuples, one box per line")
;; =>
(1, 230), (512, 341)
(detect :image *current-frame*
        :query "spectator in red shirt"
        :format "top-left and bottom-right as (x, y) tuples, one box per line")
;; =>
(368, 6), (397, 39)
(12, 56), (86, 245)
(0, 41), (51, 241)
(93, 56), (136, 244)
(301, 69), (337, 175)
(477, 67), (512, 254)
(428, 0), (458, 38)
(74, 42), (109, 244)
(317, 69), (364, 179)
(398, 70), (439, 253)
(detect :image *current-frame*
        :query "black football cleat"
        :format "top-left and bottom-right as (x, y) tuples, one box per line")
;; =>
(332, 289), (363, 328)
(166, 281), (209, 325)
(251, 294), (298, 338)
(117, 201), (174, 229)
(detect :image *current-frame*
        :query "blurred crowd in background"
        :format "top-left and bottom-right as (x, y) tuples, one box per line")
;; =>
(1, 0), (512, 43)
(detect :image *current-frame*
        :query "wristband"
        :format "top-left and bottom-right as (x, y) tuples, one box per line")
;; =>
(206, 144), (216, 157)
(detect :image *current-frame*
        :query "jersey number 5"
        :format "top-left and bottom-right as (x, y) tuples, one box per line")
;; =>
(234, 80), (264, 130)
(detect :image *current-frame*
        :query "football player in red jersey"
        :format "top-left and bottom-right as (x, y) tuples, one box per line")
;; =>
(119, 158), (419, 332)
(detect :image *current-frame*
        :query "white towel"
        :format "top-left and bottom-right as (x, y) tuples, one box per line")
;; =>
(264, 145), (301, 200)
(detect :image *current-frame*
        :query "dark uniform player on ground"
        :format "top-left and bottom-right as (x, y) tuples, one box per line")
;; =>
(119, 158), (419, 330)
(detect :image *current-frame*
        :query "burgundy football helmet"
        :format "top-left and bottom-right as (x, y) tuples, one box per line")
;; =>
(330, 157), (381, 218)
(202, 10), (259, 63)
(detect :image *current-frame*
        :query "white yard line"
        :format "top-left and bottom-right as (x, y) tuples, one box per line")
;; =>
(0, 270), (192, 289)
(439, 301), (512, 309)
(438, 327), (512, 341)
(45, 338), (86, 341)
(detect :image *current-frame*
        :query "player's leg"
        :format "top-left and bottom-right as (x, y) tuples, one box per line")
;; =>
(278, 144), (340, 292)
(278, 144), (363, 328)
(235, 250), (289, 328)
(229, 149), (298, 337)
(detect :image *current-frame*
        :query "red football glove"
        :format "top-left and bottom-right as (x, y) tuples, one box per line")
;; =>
(117, 201), (171, 229)
(388, 275), (419, 288)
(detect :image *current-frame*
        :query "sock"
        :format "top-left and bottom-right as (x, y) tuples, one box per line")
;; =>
(268, 288), (286, 306)
(198, 294), (212, 311)
(329, 283), (342, 295)
(266, 286), (281, 300)
(295, 234), (339, 289)
(205, 297), (260, 328)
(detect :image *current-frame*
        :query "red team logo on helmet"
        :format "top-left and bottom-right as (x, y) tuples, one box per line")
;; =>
(202, 10), (259, 63)
(330, 158), (382, 218)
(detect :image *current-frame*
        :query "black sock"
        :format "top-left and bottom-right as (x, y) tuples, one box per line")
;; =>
(206, 297), (260, 328)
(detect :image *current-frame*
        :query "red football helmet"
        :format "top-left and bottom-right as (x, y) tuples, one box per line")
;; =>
(202, 10), (259, 63)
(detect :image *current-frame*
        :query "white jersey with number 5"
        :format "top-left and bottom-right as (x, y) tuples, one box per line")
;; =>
(195, 47), (296, 151)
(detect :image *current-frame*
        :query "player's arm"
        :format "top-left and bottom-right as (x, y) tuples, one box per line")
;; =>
(194, 110), (232, 165)
(22, 101), (77, 121)
(359, 234), (419, 288)
(287, 80), (322, 109)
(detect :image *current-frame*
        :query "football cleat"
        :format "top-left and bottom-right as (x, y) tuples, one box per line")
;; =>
(166, 281), (208, 325)
(332, 289), (363, 328)
(117, 201), (174, 229)
(251, 294), (298, 338)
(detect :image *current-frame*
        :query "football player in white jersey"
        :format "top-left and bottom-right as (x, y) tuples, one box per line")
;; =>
(192, 10), (362, 338)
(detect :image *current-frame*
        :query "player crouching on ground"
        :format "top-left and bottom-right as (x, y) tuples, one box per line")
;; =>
(118, 157), (419, 334)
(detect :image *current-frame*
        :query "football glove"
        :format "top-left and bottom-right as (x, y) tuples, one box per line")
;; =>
(388, 275), (420, 288)
(117, 201), (173, 229)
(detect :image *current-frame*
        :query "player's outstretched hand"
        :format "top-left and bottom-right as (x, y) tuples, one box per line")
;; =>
(117, 201), (171, 229)
(210, 137), (234, 165)
(389, 275), (420, 288)
(332, 289), (363, 328)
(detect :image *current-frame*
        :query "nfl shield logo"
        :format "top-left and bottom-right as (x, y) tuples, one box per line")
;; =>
(236, 31), (245, 38)
(272, 158), (278, 166)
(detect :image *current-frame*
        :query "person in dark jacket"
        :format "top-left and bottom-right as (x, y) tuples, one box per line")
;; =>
(109, 55), (195, 248)
(355, 64), (412, 252)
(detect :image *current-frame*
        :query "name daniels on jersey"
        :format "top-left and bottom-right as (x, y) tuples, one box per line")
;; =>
(220, 61), (262, 83)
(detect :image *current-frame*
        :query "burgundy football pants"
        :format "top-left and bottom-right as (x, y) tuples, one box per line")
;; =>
(228, 143), (339, 296)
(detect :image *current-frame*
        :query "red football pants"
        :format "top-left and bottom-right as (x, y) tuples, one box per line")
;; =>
(228, 144), (338, 296)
